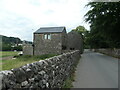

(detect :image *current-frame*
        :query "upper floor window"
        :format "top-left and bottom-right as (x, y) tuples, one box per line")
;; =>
(48, 34), (51, 39)
(44, 34), (51, 40)
(44, 34), (47, 39)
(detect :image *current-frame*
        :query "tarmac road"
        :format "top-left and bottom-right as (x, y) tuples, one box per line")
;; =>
(73, 49), (118, 88)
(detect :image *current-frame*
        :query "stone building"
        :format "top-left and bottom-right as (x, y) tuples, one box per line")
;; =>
(23, 26), (84, 55)
(33, 27), (67, 55)
(67, 30), (83, 54)
(23, 44), (33, 55)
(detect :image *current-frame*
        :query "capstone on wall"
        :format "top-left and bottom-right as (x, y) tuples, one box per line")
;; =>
(0, 50), (80, 89)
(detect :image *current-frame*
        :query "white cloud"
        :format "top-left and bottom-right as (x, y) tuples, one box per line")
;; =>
(0, 0), (90, 41)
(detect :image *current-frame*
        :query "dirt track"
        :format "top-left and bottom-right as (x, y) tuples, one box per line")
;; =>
(0, 56), (13, 60)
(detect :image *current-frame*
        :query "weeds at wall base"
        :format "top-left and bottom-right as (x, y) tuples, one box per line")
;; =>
(62, 56), (81, 88)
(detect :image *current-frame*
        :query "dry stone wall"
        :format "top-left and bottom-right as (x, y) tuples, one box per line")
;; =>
(95, 49), (120, 59)
(0, 50), (80, 89)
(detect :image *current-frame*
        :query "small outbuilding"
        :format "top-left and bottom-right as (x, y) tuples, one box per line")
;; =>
(33, 27), (67, 55)
(67, 30), (84, 54)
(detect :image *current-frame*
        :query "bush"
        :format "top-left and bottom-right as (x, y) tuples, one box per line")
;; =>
(2, 44), (11, 51)
(1, 43), (22, 51)
(14, 46), (22, 51)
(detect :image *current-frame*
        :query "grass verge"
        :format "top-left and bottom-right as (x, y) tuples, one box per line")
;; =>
(1, 54), (57, 70)
(0, 51), (18, 58)
(63, 71), (76, 88)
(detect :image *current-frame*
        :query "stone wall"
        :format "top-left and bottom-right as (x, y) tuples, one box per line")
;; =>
(23, 44), (33, 55)
(0, 50), (80, 89)
(95, 49), (120, 59)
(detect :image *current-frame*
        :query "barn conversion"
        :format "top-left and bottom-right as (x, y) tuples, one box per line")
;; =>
(23, 26), (83, 55)
(33, 27), (67, 55)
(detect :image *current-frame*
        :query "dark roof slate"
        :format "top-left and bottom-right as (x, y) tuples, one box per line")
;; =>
(34, 27), (66, 34)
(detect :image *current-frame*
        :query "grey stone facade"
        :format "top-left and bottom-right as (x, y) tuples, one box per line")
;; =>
(67, 31), (84, 54)
(0, 50), (80, 89)
(33, 27), (67, 55)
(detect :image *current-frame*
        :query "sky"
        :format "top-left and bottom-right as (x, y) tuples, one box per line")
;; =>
(0, 0), (91, 41)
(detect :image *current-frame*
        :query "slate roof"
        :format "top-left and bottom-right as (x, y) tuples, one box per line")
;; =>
(34, 27), (66, 34)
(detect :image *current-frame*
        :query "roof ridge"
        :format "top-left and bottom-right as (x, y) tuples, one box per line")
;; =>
(40, 26), (65, 28)
(34, 26), (66, 34)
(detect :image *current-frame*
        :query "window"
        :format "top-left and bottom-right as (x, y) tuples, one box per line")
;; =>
(48, 34), (51, 39)
(44, 34), (51, 40)
(44, 34), (47, 39)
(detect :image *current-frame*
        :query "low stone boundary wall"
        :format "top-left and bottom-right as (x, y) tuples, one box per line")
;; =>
(95, 49), (120, 59)
(23, 44), (33, 55)
(0, 50), (80, 89)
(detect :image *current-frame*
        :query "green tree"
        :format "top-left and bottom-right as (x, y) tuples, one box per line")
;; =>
(72, 25), (87, 36)
(2, 43), (12, 51)
(72, 25), (91, 49)
(14, 46), (22, 51)
(85, 2), (120, 48)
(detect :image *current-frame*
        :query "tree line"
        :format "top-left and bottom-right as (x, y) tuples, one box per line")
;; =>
(85, 2), (120, 49)
(74, 2), (120, 49)
(0, 35), (23, 51)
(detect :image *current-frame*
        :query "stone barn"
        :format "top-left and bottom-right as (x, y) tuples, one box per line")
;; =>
(33, 27), (67, 55)
(67, 30), (83, 54)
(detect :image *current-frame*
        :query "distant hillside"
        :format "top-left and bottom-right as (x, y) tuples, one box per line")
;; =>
(0, 35), (32, 51)
(0, 35), (22, 44)
(0, 35), (32, 44)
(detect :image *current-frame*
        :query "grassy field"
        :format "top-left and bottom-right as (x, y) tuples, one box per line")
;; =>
(0, 51), (57, 70)
(0, 51), (18, 58)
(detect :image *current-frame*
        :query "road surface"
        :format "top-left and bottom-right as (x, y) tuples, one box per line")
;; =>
(73, 49), (118, 88)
